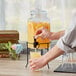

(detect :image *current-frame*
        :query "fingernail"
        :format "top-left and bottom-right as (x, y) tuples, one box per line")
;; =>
(35, 36), (37, 39)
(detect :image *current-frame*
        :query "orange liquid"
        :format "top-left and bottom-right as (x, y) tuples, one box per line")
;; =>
(30, 52), (41, 59)
(28, 21), (50, 49)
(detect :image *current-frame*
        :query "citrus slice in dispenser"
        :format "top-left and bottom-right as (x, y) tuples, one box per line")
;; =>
(43, 22), (50, 30)
(36, 22), (43, 31)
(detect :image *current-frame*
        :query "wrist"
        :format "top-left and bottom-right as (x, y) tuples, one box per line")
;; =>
(42, 54), (50, 64)
(48, 32), (55, 40)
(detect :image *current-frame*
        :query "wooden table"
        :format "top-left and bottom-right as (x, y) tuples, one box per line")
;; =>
(0, 55), (76, 76)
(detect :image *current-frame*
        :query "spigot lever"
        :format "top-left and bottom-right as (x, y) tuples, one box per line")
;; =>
(33, 37), (39, 48)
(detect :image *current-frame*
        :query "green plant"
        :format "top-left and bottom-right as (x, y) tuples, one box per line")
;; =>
(5, 41), (19, 60)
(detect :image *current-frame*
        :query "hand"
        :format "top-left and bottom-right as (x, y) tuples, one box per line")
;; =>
(35, 27), (51, 39)
(29, 56), (48, 71)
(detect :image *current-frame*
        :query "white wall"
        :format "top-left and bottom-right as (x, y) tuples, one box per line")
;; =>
(0, 0), (5, 30)
(0, 0), (76, 41)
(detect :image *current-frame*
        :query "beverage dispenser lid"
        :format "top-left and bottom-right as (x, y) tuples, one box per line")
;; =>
(30, 0), (48, 17)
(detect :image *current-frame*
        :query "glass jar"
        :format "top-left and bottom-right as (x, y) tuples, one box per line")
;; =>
(27, 10), (50, 49)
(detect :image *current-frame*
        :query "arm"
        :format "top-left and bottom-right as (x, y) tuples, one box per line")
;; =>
(30, 13), (76, 71)
(35, 27), (65, 40)
(29, 27), (75, 70)
(29, 45), (64, 70)
(49, 30), (65, 40)
(43, 45), (64, 63)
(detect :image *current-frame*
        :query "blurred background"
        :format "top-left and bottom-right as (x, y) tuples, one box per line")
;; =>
(0, 0), (76, 42)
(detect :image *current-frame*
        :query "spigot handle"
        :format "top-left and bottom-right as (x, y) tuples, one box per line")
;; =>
(33, 37), (39, 48)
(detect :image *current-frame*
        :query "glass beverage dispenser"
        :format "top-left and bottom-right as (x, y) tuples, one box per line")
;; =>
(27, 9), (50, 49)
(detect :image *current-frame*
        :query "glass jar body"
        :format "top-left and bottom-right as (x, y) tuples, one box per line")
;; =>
(28, 11), (50, 49)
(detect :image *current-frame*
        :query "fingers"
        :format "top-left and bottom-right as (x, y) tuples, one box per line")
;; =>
(35, 27), (45, 35)
(35, 29), (42, 39)
(35, 26), (50, 39)
(35, 31), (42, 39)
(29, 59), (33, 63)
(29, 60), (35, 70)
(35, 30), (42, 35)
(30, 65), (39, 71)
(35, 33), (42, 39)
(35, 27), (44, 37)
(29, 59), (39, 70)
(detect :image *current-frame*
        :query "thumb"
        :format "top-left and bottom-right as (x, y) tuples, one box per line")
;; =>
(35, 33), (42, 39)
(29, 59), (32, 63)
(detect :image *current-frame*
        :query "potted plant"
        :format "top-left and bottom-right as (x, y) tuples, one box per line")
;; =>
(5, 41), (23, 60)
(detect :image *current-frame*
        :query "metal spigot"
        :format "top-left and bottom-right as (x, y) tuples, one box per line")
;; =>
(33, 37), (39, 48)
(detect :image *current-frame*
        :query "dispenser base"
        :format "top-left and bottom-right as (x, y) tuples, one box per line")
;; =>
(54, 63), (76, 73)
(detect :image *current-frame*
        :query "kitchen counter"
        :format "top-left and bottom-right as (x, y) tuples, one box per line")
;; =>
(0, 55), (76, 76)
